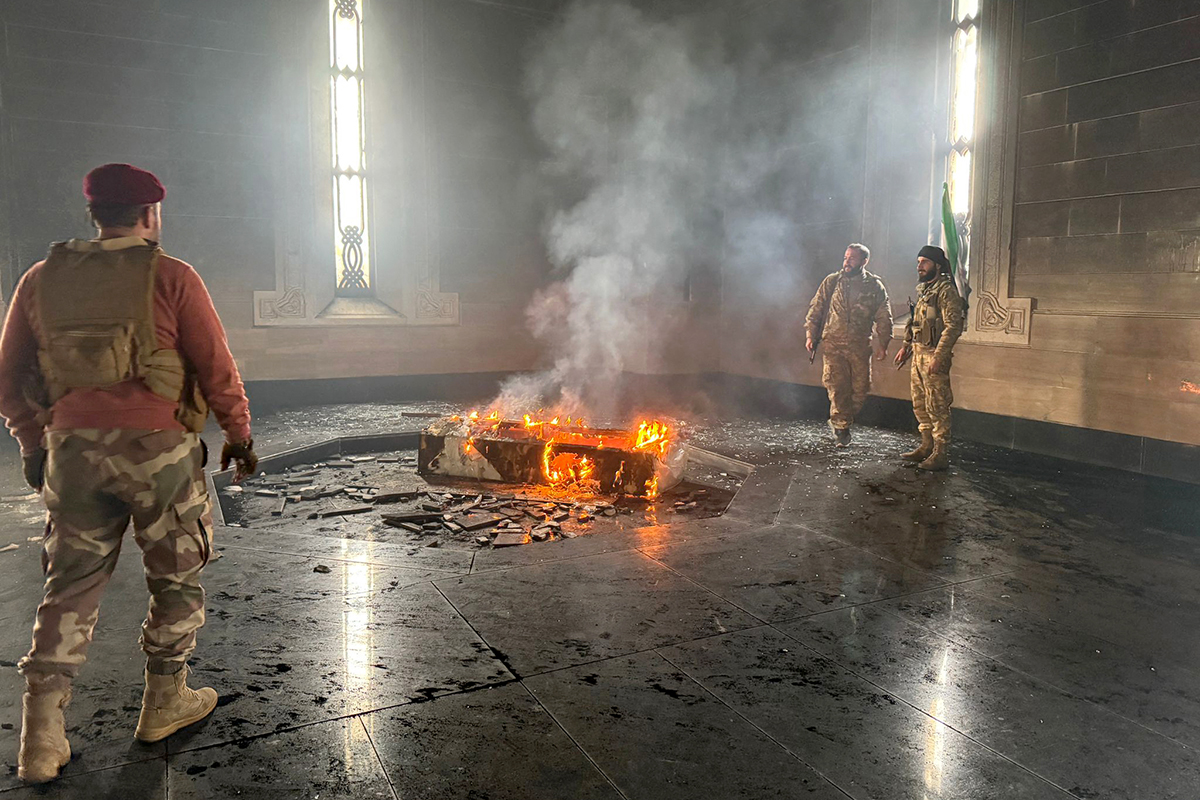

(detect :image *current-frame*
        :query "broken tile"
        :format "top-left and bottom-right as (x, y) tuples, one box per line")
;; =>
(461, 515), (505, 532)
(318, 505), (374, 518)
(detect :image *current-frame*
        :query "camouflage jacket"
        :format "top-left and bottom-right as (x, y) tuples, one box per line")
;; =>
(805, 268), (893, 349)
(904, 273), (965, 359)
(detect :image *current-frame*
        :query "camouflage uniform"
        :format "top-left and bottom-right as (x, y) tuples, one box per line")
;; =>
(19, 430), (211, 678)
(805, 268), (893, 430)
(905, 273), (965, 444)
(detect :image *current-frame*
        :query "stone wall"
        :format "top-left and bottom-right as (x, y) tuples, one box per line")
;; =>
(719, 0), (1200, 452)
(0, 0), (560, 383)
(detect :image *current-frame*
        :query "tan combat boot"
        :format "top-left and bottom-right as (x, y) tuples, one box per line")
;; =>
(17, 676), (72, 784)
(901, 431), (934, 462)
(917, 441), (949, 472)
(134, 666), (218, 743)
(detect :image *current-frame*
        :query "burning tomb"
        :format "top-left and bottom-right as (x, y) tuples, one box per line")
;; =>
(418, 413), (683, 497)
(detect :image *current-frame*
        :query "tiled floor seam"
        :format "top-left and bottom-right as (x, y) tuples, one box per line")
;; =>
(466, 545), (648, 576)
(357, 715), (401, 800)
(767, 622), (1086, 799)
(760, 572), (1022, 627)
(638, 543), (1018, 628)
(429, 568), (774, 682)
(517, 681), (631, 800)
(0, 758), (170, 796)
(789, 519), (1026, 584)
(868, 600), (1200, 753)
(216, 542), (468, 575)
(168, 623), (845, 760)
(462, 531), (738, 577)
(653, 648), (857, 800)
(488, 622), (777, 684)
(165, 683), (524, 757)
(633, 547), (776, 624)
(805, 542), (1194, 670)
(0, 754), (166, 794)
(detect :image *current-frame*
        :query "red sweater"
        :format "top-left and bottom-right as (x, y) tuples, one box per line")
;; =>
(0, 237), (252, 454)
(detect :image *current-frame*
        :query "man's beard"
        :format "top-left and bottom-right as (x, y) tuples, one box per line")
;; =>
(918, 270), (936, 283)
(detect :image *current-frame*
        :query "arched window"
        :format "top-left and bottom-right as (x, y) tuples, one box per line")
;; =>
(330, 0), (372, 295)
(947, 0), (979, 254)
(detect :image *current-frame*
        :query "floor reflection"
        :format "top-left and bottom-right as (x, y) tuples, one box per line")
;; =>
(923, 646), (952, 795)
(342, 544), (375, 770)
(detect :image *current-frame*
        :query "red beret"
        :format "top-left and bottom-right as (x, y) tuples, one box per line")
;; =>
(82, 163), (166, 205)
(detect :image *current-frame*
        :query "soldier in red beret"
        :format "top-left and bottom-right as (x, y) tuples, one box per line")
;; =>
(0, 163), (259, 783)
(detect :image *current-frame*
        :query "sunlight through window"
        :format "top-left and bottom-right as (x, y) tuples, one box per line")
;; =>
(330, 0), (372, 293)
(947, 0), (980, 259)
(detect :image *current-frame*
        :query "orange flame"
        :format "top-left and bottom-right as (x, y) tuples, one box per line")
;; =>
(645, 475), (660, 500)
(541, 438), (596, 489)
(633, 420), (671, 459)
(460, 412), (673, 497)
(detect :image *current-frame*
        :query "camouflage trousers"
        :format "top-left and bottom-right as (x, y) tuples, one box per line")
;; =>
(822, 345), (872, 430)
(18, 429), (212, 679)
(910, 344), (953, 444)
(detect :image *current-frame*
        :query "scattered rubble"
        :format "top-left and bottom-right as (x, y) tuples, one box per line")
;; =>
(220, 442), (741, 551)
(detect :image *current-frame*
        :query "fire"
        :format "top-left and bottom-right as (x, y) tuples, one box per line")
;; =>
(459, 410), (673, 496)
(542, 439), (597, 489)
(645, 475), (660, 500)
(633, 420), (671, 459)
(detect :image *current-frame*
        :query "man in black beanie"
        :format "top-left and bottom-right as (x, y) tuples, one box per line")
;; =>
(893, 245), (965, 470)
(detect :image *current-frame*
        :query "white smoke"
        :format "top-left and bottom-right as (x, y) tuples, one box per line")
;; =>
(494, 0), (872, 419)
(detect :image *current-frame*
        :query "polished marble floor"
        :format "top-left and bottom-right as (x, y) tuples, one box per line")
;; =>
(0, 403), (1198, 799)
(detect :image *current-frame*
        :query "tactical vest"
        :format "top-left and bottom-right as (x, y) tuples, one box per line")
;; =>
(34, 239), (209, 432)
(911, 277), (948, 348)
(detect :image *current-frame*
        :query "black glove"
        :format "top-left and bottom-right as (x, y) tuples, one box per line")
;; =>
(23, 448), (46, 491)
(220, 439), (258, 481)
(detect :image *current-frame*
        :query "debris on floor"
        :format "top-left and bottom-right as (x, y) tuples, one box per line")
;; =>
(218, 442), (743, 552)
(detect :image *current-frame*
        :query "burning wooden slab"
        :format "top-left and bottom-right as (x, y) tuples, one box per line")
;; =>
(418, 414), (681, 497)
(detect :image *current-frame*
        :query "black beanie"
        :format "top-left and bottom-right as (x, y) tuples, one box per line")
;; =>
(918, 245), (950, 271)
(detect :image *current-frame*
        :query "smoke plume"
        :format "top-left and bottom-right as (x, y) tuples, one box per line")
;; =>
(495, 0), (876, 419)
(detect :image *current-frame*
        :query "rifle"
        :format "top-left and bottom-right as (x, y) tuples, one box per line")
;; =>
(896, 296), (915, 370)
(809, 335), (820, 364)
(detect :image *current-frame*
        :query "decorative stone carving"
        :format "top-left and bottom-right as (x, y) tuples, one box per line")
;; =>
(976, 289), (1026, 334)
(255, 252), (312, 326)
(417, 287), (457, 320)
(258, 286), (306, 321)
(413, 261), (459, 324)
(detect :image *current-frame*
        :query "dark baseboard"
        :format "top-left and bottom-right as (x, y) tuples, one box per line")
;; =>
(192, 370), (1200, 486)
(10, 371), (1191, 484)
(243, 372), (518, 412)
(709, 373), (1199, 486)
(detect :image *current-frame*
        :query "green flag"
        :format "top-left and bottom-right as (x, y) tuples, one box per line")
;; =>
(941, 181), (969, 305)
(941, 182), (961, 278)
